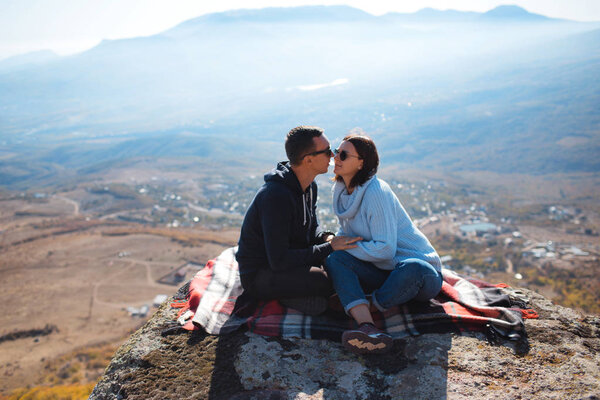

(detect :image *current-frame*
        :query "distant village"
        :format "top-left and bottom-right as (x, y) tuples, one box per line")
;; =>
(27, 175), (599, 267)
(25, 174), (599, 317)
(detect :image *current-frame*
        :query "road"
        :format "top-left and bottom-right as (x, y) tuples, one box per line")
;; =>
(54, 195), (79, 215)
(88, 256), (175, 318)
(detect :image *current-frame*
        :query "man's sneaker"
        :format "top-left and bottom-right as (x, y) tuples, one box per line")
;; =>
(342, 323), (393, 354)
(280, 296), (328, 316)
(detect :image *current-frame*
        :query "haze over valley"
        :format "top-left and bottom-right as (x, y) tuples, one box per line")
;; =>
(1, 5), (599, 187)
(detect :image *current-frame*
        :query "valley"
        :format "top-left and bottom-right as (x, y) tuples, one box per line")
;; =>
(0, 161), (597, 396)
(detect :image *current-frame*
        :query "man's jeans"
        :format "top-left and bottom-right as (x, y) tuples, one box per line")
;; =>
(324, 250), (442, 313)
(241, 266), (333, 300)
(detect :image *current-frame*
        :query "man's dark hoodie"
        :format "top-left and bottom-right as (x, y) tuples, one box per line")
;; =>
(236, 161), (333, 283)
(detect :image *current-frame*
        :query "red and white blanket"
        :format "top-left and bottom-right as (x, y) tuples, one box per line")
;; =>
(171, 247), (538, 341)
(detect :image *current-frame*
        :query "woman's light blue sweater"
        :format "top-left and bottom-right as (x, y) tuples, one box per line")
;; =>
(333, 176), (442, 272)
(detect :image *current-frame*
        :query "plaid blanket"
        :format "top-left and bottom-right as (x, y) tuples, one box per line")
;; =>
(171, 247), (538, 341)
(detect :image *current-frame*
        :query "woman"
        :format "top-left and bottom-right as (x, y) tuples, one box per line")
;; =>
(325, 134), (443, 354)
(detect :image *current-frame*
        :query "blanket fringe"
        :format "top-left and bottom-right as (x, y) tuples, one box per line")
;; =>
(171, 300), (190, 319)
(171, 299), (188, 308)
(521, 309), (539, 319)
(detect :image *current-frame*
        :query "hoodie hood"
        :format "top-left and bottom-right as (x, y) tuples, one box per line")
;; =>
(265, 161), (314, 226)
(333, 176), (376, 220)
(264, 161), (304, 194)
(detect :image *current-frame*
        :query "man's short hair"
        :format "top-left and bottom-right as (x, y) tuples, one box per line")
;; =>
(285, 126), (324, 166)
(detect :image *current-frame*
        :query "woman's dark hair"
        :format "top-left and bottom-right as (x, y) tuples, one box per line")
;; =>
(336, 134), (379, 188)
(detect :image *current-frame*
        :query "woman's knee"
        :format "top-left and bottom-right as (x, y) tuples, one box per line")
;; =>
(409, 262), (442, 301)
(397, 258), (437, 277)
(397, 259), (442, 301)
(414, 273), (442, 301)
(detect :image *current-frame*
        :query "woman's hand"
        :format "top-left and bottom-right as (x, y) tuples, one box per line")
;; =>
(329, 235), (362, 251)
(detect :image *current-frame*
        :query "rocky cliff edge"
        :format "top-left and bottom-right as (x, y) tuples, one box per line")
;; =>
(89, 287), (600, 400)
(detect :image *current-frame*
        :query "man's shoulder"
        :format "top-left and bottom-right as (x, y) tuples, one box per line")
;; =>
(257, 180), (295, 202)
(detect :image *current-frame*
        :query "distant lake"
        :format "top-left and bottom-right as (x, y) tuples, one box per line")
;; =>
(459, 223), (497, 233)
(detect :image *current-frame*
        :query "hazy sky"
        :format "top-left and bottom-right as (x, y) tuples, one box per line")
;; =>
(1, 0), (599, 60)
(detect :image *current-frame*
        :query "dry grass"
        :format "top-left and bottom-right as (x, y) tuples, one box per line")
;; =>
(102, 226), (237, 247)
(2, 383), (96, 400)
(1, 342), (117, 400)
(1, 218), (122, 249)
(0, 211), (236, 395)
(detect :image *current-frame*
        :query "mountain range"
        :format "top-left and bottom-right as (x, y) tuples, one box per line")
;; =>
(0, 5), (599, 188)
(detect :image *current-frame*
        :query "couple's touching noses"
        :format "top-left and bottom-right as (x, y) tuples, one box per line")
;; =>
(236, 126), (442, 354)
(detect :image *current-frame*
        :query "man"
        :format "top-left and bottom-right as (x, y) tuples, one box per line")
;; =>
(236, 126), (360, 315)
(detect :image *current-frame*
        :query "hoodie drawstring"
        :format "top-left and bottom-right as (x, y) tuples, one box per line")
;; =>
(302, 186), (314, 226)
(303, 193), (306, 225)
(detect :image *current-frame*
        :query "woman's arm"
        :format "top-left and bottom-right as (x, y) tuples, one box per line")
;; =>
(346, 187), (397, 262)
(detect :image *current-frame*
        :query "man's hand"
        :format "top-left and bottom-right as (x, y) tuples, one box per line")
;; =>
(329, 235), (362, 251)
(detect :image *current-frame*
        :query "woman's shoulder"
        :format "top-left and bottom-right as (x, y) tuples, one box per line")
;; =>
(364, 176), (392, 194)
(363, 177), (396, 201)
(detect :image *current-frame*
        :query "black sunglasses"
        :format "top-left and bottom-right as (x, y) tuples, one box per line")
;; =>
(302, 147), (332, 158)
(334, 148), (361, 161)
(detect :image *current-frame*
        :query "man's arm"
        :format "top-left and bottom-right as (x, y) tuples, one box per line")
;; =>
(260, 189), (360, 271)
(345, 188), (397, 262)
(314, 229), (336, 244)
(310, 183), (333, 244)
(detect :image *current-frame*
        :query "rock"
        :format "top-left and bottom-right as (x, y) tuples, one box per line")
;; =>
(89, 287), (600, 400)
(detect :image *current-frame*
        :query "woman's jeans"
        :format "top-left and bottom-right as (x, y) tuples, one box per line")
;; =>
(324, 251), (443, 313)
